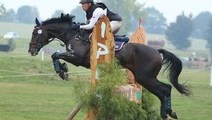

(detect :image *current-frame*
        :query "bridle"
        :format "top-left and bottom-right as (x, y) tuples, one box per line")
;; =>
(29, 26), (69, 49)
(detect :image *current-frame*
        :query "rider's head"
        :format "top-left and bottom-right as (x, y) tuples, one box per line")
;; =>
(79, 0), (94, 11)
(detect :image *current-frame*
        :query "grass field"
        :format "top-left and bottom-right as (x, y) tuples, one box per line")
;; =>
(0, 52), (212, 120)
(0, 22), (212, 120)
(0, 52), (89, 120)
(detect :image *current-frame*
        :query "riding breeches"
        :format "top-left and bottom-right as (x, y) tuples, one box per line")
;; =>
(110, 21), (122, 34)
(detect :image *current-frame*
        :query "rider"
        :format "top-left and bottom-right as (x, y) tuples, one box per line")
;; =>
(54, 0), (122, 79)
(72, 0), (122, 34)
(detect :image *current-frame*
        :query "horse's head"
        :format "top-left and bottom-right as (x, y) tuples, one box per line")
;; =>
(28, 18), (50, 56)
(28, 14), (77, 56)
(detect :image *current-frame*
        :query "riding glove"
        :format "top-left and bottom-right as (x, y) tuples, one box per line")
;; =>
(71, 23), (80, 30)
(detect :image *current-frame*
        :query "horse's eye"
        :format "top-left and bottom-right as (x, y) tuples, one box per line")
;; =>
(38, 30), (43, 34)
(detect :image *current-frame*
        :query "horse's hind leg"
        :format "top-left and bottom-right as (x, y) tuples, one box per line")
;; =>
(157, 79), (178, 119)
(136, 76), (177, 119)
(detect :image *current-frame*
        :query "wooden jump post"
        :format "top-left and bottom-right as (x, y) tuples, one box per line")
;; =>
(66, 102), (82, 120)
(86, 15), (115, 120)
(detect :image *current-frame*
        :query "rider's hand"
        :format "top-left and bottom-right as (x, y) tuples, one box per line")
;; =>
(71, 23), (80, 30)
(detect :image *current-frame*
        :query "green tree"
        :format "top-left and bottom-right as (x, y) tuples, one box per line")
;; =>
(166, 12), (193, 50)
(192, 11), (212, 39)
(0, 3), (6, 17)
(52, 9), (64, 18)
(101, 0), (145, 34)
(0, 9), (16, 22)
(70, 6), (85, 23)
(143, 7), (167, 34)
(206, 18), (212, 59)
(17, 5), (39, 24)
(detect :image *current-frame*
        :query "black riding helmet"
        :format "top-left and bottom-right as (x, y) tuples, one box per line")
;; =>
(79, 0), (94, 4)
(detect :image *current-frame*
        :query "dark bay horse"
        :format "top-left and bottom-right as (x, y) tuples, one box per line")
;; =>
(28, 14), (191, 119)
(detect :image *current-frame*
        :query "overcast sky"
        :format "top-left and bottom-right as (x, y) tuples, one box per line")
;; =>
(1, 0), (212, 23)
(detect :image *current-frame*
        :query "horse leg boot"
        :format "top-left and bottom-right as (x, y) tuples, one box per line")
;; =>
(51, 52), (68, 80)
(137, 77), (176, 119)
(161, 84), (178, 119)
(160, 102), (168, 120)
(165, 96), (178, 119)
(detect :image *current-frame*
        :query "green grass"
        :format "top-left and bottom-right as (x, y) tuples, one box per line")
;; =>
(0, 82), (75, 120)
(171, 70), (212, 120)
(1, 52), (212, 120)
(0, 53), (89, 120)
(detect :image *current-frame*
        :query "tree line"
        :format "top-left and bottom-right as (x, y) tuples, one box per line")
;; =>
(0, 4), (39, 24)
(1, 2), (212, 53)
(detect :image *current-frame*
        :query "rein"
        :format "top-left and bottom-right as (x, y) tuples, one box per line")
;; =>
(48, 31), (68, 47)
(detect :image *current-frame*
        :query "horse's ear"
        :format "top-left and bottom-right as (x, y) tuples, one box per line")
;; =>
(35, 17), (41, 26)
(70, 15), (76, 21)
(64, 14), (70, 19)
(61, 13), (64, 18)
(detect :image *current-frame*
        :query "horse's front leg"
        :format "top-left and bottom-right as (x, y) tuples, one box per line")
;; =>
(51, 51), (75, 80)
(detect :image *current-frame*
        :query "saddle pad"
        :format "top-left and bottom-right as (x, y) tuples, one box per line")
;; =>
(115, 41), (125, 51)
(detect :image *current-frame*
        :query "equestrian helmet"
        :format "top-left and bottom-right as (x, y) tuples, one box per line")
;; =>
(79, 0), (94, 4)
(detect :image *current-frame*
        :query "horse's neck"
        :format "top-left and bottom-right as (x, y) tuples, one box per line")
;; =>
(49, 24), (91, 45)
(49, 24), (70, 44)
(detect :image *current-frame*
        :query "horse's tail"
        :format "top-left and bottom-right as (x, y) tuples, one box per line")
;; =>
(158, 49), (191, 96)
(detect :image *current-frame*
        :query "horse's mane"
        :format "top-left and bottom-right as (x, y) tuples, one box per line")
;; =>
(42, 13), (75, 25)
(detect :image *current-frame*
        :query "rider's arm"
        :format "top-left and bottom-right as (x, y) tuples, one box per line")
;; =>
(80, 8), (104, 30)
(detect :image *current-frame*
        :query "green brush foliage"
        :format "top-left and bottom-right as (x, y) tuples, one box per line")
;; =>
(142, 89), (161, 120)
(73, 59), (160, 120)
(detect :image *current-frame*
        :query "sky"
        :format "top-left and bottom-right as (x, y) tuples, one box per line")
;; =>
(1, 0), (212, 23)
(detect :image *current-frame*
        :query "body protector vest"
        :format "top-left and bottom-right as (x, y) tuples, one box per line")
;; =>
(86, 3), (122, 22)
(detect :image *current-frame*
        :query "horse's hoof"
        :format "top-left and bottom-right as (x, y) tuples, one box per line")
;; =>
(162, 115), (168, 120)
(169, 111), (178, 119)
(162, 117), (168, 120)
(59, 71), (69, 80)
(64, 73), (69, 80)
(60, 63), (68, 72)
(163, 118), (172, 120)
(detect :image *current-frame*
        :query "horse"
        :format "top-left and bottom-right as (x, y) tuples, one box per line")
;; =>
(28, 14), (191, 120)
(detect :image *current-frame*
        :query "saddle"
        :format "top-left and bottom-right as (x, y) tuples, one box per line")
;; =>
(114, 35), (129, 51)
